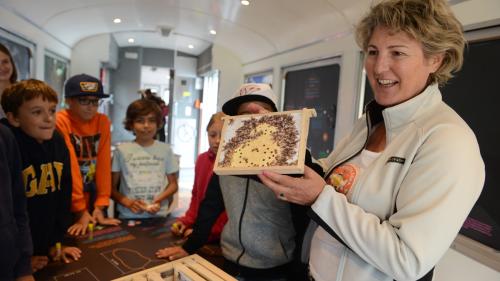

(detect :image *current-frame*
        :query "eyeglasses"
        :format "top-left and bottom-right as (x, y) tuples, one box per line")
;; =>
(77, 97), (101, 106)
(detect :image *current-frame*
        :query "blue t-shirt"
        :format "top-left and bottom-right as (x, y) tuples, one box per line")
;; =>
(112, 141), (178, 219)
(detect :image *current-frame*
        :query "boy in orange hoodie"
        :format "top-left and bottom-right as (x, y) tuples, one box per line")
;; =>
(56, 74), (120, 235)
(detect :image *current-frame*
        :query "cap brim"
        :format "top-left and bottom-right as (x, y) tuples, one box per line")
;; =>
(222, 94), (278, 116)
(66, 93), (110, 98)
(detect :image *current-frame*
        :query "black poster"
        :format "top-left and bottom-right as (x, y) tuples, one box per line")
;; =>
(441, 38), (500, 250)
(284, 64), (340, 159)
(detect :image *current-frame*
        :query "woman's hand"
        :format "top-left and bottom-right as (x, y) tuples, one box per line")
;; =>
(258, 166), (326, 205)
(156, 246), (189, 261)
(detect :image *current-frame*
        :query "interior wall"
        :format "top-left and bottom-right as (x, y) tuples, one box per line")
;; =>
(242, 34), (362, 145)
(110, 47), (175, 144)
(212, 44), (243, 110)
(0, 6), (71, 80)
(70, 34), (112, 77)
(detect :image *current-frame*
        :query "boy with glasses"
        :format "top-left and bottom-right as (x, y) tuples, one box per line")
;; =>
(57, 74), (120, 236)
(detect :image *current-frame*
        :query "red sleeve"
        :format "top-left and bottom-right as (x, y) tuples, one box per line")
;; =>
(178, 154), (205, 226)
(94, 115), (111, 207)
(208, 211), (228, 242)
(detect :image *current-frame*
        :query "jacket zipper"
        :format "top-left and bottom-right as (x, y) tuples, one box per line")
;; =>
(235, 177), (250, 265)
(324, 113), (373, 179)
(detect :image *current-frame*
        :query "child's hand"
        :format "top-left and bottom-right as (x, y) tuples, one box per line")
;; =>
(171, 221), (185, 236)
(183, 228), (193, 238)
(93, 207), (121, 226)
(51, 246), (82, 263)
(123, 197), (147, 213)
(67, 210), (95, 236)
(31, 256), (48, 272)
(146, 202), (161, 214)
(156, 246), (188, 261)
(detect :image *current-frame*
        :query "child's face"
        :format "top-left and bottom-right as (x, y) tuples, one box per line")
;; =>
(207, 119), (223, 154)
(132, 112), (158, 142)
(10, 96), (57, 143)
(66, 96), (100, 121)
(236, 101), (274, 115)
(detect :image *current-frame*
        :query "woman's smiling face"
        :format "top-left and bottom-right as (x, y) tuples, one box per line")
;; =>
(364, 26), (443, 107)
(0, 50), (14, 83)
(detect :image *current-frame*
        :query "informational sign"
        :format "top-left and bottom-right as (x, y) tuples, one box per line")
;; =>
(283, 63), (340, 159)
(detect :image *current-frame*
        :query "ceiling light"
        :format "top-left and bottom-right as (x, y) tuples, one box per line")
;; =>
(128, 38), (135, 43)
(210, 29), (217, 35)
(241, 0), (250, 5)
(113, 18), (122, 24)
(188, 44), (194, 49)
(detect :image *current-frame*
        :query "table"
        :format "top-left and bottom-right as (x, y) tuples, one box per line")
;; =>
(35, 218), (222, 281)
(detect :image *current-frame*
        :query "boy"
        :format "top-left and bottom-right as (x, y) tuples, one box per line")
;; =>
(112, 99), (179, 219)
(56, 74), (120, 236)
(0, 123), (34, 281)
(1, 79), (81, 272)
(157, 84), (322, 280)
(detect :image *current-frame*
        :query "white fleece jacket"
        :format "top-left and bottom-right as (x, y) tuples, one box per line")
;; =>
(306, 84), (485, 281)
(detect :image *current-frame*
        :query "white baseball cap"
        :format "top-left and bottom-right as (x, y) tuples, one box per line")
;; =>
(222, 83), (278, 115)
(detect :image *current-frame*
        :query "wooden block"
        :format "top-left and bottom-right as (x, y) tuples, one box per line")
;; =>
(182, 260), (224, 281)
(146, 271), (164, 281)
(214, 108), (316, 175)
(188, 255), (236, 281)
(173, 263), (204, 281)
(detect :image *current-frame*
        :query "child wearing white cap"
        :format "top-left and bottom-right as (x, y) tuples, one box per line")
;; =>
(157, 83), (322, 281)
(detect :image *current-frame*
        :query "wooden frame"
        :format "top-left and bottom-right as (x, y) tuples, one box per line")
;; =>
(111, 254), (236, 281)
(214, 108), (316, 175)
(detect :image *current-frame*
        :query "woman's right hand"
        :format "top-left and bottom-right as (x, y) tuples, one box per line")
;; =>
(156, 246), (188, 261)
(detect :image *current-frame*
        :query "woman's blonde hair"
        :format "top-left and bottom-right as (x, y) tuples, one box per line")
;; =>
(206, 112), (225, 131)
(355, 0), (465, 86)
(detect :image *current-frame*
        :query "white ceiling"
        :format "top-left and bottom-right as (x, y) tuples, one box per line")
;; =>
(0, 0), (496, 64)
(0, 0), (373, 63)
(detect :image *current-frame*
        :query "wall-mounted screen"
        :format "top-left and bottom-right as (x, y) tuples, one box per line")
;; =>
(283, 61), (340, 159)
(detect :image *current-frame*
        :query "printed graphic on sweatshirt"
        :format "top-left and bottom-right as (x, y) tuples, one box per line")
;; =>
(326, 163), (359, 195)
(70, 133), (100, 183)
(23, 162), (64, 198)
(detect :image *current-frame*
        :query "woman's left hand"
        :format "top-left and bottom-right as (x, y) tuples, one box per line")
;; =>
(258, 166), (326, 205)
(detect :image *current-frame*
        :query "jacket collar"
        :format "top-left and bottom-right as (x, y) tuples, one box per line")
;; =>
(365, 83), (442, 131)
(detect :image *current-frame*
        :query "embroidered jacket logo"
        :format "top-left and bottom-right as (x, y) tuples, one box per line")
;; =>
(387, 156), (405, 165)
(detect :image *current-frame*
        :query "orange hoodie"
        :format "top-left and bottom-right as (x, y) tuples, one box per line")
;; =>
(56, 109), (111, 212)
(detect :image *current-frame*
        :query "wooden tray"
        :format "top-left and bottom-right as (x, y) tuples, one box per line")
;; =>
(213, 108), (316, 175)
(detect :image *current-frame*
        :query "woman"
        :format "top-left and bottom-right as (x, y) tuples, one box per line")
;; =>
(0, 43), (17, 118)
(258, 0), (485, 280)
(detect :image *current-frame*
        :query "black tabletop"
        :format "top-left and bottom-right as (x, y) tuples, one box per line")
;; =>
(34, 217), (188, 281)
